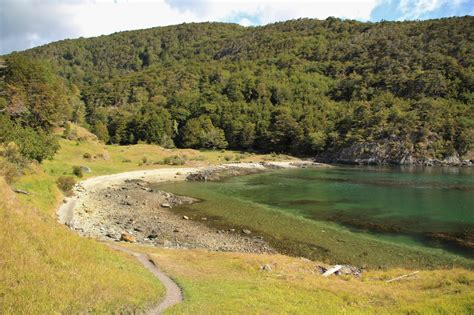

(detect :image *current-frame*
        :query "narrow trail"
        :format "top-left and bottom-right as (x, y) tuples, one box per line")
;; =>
(107, 243), (184, 314)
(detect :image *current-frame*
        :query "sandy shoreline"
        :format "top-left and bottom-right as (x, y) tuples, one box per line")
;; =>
(57, 160), (324, 252)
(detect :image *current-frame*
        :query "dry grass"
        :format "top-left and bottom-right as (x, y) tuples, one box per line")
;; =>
(0, 178), (164, 314)
(141, 247), (474, 314)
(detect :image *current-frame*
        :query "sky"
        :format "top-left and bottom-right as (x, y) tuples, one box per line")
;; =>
(0, 0), (472, 55)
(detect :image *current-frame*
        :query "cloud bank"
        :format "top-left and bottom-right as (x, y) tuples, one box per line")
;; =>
(0, 0), (472, 54)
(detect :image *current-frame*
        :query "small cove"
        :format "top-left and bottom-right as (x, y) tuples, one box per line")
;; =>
(155, 166), (474, 269)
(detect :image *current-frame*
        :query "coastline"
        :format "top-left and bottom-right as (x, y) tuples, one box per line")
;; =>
(57, 160), (324, 253)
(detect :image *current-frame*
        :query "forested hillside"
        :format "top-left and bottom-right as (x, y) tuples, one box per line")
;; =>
(3, 17), (474, 164)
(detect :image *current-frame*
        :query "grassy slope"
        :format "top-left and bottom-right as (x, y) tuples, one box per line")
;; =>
(0, 178), (164, 314)
(2, 125), (473, 313)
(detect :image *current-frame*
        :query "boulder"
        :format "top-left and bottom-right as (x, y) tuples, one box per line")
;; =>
(120, 232), (136, 243)
(80, 165), (92, 173)
(242, 229), (252, 235)
(161, 203), (171, 208)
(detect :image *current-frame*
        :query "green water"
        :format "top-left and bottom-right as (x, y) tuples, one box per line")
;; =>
(156, 166), (474, 269)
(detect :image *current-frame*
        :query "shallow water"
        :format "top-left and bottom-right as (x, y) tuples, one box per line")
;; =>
(156, 166), (474, 268)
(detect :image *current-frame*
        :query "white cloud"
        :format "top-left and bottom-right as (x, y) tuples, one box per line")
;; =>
(397, 0), (469, 19)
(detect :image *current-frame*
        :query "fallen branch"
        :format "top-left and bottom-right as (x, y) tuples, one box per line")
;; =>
(13, 189), (30, 195)
(386, 271), (419, 283)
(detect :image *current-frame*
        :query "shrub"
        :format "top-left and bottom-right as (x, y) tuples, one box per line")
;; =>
(83, 152), (91, 159)
(2, 142), (28, 168)
(72, 166), (83, 178)
(142, 156), (148, 164)
(63, 123), (72, 139)
(57, 176), (76, 194)
(162, 155), (186, 165)
(191, 155), (206, 161)
(224, 154), (233, 161)
(0, 158), (19, 184)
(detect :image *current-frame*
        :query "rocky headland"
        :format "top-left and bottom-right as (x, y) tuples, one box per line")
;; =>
(317, 139), (473, 167)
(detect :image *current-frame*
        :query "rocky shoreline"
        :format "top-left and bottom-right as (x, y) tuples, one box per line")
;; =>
(317, 141), (473, 167)
(58, 160), (325, 253)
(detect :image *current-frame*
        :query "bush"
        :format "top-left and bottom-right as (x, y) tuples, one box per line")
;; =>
(57, 176), (76, 194)
(162, 155), (186, 165)
(224, 154), (233, 161)
(1, 142), (28, 168)
(63, 123), (72, 139)
(190, 155), (206, 161)
(72, 166), (83, 178)
(83, 152), (91, 159)
(0, 158), (19, 184)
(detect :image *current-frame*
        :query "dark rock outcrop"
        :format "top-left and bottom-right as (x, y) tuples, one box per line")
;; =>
(317, 139), (471, 166)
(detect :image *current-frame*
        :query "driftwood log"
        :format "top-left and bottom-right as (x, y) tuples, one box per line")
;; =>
(386, 271), (419, 283)
(13, 189), (30, 195)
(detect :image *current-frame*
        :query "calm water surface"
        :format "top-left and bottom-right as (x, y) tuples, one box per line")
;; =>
(158, 166), (474, 267)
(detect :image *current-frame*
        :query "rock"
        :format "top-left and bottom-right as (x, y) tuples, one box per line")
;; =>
(80, 165), (92, 173)
(315, 265), (328, 274)
(443, 153), (460, 166)
(260, 264), (272, 271)
(173, 228), (180, 233)
(242, 229), (252, 235)
(161, 203), (171, 208)
(336, 265), (362, 277)
(148, 233), (158, 239)
(201, 217), (207, 220)
(120, 232), (136, 243)
(183, 215), (189, 220)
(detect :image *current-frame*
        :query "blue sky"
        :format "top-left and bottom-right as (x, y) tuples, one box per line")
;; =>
(1, 0), (472, 54)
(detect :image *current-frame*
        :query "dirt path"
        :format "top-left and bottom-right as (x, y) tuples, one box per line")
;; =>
(107, 243), (183, 314)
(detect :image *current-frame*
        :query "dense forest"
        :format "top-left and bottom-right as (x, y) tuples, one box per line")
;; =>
(1, 17), (473, 164)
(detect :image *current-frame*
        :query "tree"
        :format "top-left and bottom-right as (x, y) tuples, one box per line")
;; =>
(137, 105), (174, 147)
(181, 115), (228, 149)
(3, 55), (71, 130)
(93, 121), (109, 143)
